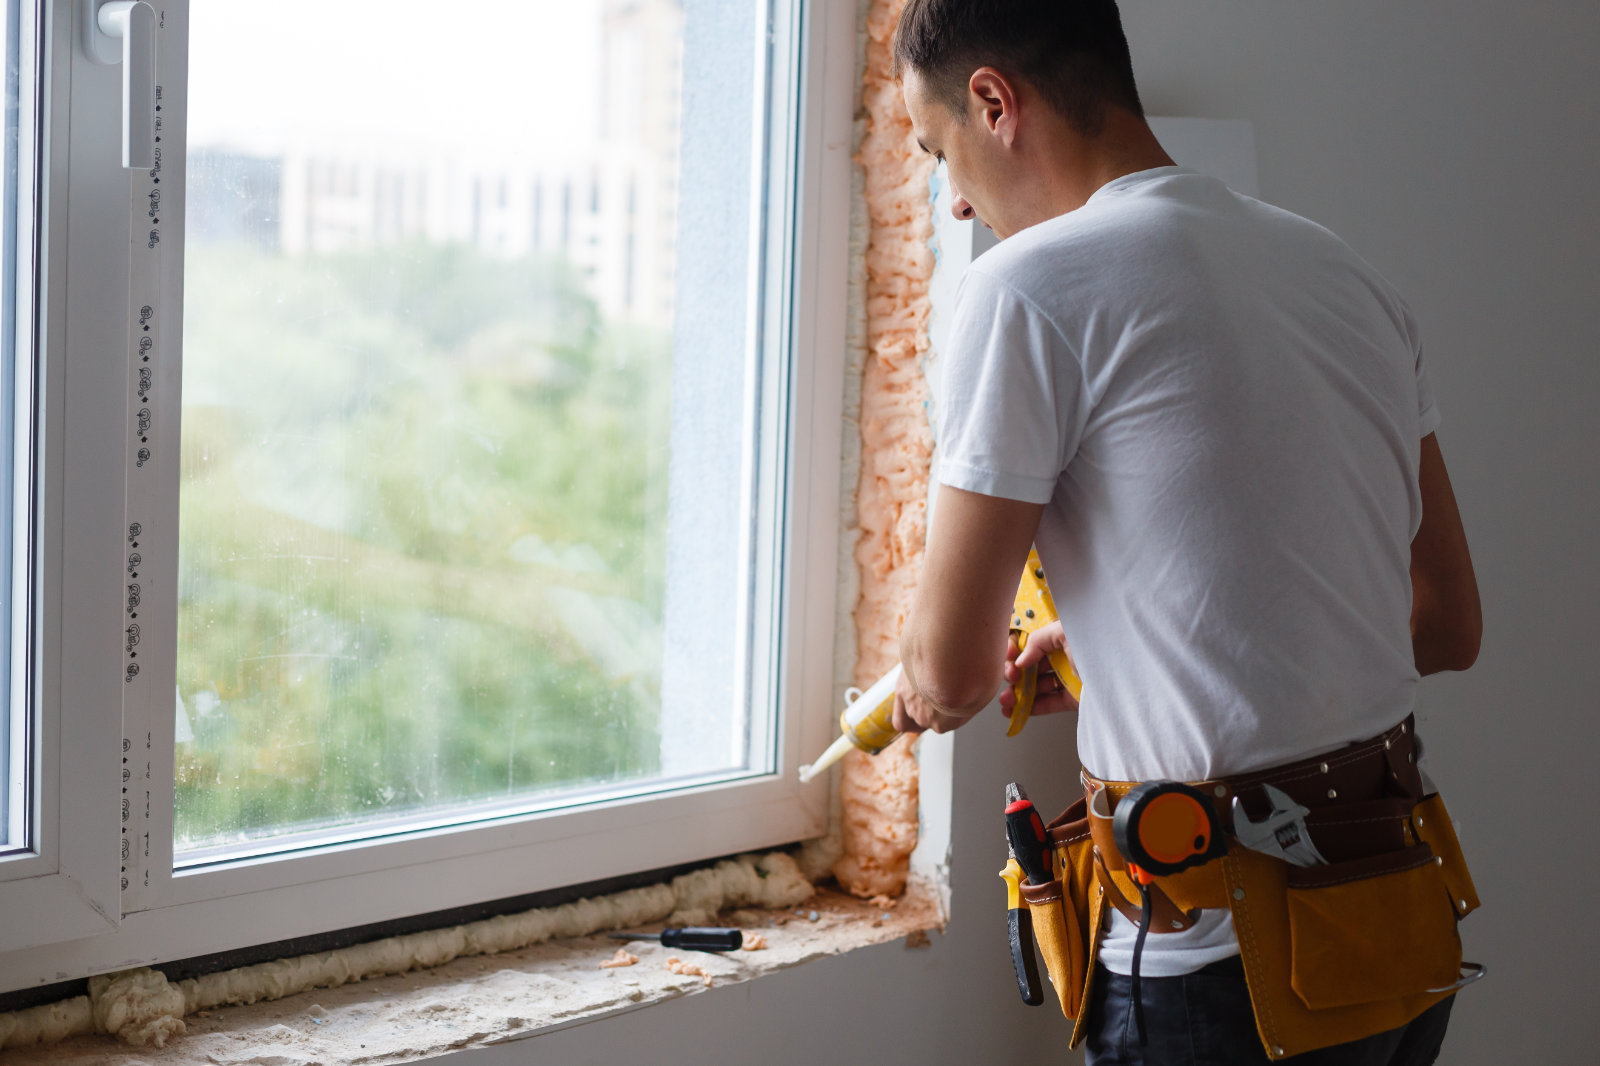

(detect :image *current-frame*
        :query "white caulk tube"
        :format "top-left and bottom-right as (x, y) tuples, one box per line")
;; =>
(797, 663), (905, 783)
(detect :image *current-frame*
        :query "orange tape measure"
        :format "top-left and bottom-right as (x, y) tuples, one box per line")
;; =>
(1111, 780), (1228, 885)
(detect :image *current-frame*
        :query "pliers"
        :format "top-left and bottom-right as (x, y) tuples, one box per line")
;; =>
(1000, 849), (1045, 1006)
(1007, 549), (1083, 737)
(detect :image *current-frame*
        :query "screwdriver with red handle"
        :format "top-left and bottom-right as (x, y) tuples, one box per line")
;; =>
(1005, 782), (1054, 885)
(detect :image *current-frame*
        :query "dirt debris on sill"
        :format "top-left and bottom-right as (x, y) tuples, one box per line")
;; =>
(7, 887), (940, 1066)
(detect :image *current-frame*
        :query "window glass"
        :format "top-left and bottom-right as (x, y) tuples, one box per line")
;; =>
(1, 0), (22, 856)
(176, 0), (766, 856)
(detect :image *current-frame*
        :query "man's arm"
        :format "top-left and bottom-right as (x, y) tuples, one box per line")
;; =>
(1411, 433), (1481, 674)
(893, 486), (1044, 732)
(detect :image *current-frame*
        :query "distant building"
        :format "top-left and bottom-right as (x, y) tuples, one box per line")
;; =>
(186, 150), (282, 252)
(185, 0), (684, 330)
(597, 0), (684, 327)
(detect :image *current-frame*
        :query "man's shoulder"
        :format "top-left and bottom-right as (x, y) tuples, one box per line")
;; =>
(971, 175), (1225, 286)
(962, 213), (1113, 310)
(973, 177), (1400, 314)
(961, 190), (1200, 325)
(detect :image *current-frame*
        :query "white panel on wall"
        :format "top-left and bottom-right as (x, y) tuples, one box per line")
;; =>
(1149, 117), (1260, 197)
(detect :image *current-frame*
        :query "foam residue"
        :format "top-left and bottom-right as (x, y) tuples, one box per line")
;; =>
(0, 851), (812, 1053)
(87, 969), (188, 1048)
(0, 997), (93, 1051)
(832, 0), (937, 900)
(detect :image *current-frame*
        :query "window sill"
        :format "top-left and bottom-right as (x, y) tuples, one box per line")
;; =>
(18, 888), (942, 1066)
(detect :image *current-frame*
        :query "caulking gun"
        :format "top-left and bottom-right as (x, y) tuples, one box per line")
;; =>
(798, 549), (1083, 783)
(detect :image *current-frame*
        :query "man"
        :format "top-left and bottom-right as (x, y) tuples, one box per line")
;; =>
(884, 1), (1481, 1063)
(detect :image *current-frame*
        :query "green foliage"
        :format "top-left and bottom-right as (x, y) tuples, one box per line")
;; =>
(175, 242), (670, 849)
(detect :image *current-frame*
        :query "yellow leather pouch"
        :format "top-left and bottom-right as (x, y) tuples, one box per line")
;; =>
(1284, 843), (1461, 1010)
(1021, 878), (1085, 1018)
(1029, 798), (1097, 1021)
(1410, 792), (1480, 919)
(1226, 845), (1457, 1059)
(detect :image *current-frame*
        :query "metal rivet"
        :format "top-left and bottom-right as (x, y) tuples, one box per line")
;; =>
(1436, 856), (1444, 866)
(1319, 762), (1329, 774)
(1400, 723), (1407, 734)
(1233, 888), (1246, 901)
(1327, 788), (1338, 800)
(1171, 920), (1184, 929)
(1459, 899), (1468, 910)
(1271, 1046), (1285, 1058)
(1013, 617), (1021, 627)
(1034, 568), (1044, 579)
(1025, 608), (1035, 618)
(1384, 739), (1392, 750)
(1214, 785), (1228, 797)
(1408, 753), (1415, 764)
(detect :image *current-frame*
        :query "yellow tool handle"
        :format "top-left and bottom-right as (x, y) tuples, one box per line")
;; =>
(1007, 636), (1039, 738)
(1006, 548), (1083, 739)
(1001, 856), (1045, 1006)
(1006, 633), (1083, 737)
(1050, 648), (1084, 702)
(1001, 856), (1024, 909)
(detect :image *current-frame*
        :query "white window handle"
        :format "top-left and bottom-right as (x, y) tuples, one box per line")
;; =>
(85, 0), (157, 169)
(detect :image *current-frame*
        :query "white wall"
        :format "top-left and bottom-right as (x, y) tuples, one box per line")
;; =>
(453, 2), (1599, 1062)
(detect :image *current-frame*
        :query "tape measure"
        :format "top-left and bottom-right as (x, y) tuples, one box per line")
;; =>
(1110, 779), (1229, 1049)
(1111, 780), (1228, 884)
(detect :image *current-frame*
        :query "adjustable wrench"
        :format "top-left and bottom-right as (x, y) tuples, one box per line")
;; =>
(1232, 783), (1328, 867)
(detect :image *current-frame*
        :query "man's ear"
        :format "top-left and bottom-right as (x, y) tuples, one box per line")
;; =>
(968, 67), (1019, 147)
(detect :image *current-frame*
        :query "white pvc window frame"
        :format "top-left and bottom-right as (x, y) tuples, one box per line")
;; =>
(0, 0), (28, 863)
(0, 0), (855, 989)
(0, 0), (130, 957)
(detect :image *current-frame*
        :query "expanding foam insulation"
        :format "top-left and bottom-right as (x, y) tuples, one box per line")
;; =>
(833, 0), (938, 899)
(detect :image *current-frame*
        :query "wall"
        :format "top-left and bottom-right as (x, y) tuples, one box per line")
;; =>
(458, 2), (1599, 1062)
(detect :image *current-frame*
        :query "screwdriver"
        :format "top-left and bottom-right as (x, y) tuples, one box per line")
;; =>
(1004, 782), (1053, 885)
(608, 927), (744, 952)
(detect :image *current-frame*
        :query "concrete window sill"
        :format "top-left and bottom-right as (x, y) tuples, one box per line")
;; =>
(20, 889), (941, 1066)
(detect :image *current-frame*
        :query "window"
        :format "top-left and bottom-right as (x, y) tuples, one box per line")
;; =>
(0, 0), (24, 862)
(0, 0), (851, 986)
(176, 0), (722, 859)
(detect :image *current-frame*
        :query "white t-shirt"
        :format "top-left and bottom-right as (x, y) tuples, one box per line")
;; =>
(936, 167), (1438, 975)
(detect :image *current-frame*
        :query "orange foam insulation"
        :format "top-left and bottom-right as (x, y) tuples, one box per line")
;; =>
(832, 0), (938, 901)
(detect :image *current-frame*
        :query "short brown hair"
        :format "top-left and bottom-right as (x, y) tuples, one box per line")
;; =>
(892, 0), (1143, 135)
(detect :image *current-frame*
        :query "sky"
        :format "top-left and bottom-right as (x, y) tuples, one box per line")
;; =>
(185, 0), (603, 162)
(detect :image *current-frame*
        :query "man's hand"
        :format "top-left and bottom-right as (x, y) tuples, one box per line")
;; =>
(890, 659), (984, 735)
(998, 621), (1080, 719)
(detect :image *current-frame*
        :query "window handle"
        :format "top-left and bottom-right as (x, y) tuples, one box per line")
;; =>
(85, 0), (157, 169)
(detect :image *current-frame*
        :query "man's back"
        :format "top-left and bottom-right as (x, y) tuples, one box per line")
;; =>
(938, 166), (1439, 781)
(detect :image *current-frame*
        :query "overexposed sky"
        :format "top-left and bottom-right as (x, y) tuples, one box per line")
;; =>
(186, 0), (602, 161)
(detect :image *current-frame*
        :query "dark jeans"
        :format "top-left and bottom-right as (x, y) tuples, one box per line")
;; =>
(1084, 957), (1454, 1066)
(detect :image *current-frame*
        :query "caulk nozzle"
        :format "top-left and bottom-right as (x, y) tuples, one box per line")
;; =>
(798, 732), (856, 783)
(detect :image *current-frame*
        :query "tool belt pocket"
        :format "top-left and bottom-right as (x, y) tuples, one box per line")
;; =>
(1284, 842), (1462, 1010)
(1026, 798), (1093, 1020)
(1021, 879), (1083, 1019)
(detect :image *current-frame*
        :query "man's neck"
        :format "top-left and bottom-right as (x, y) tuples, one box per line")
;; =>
(1038, 110), (1177, 221)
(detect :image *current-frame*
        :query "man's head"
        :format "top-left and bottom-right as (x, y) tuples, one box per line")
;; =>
(893, 0), (1142, 135)
(894, 0), (1164, 237)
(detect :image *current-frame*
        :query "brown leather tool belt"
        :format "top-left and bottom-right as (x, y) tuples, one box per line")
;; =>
(1076, 715), (1425, 931)
(1025, 714), (1478, 1058)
